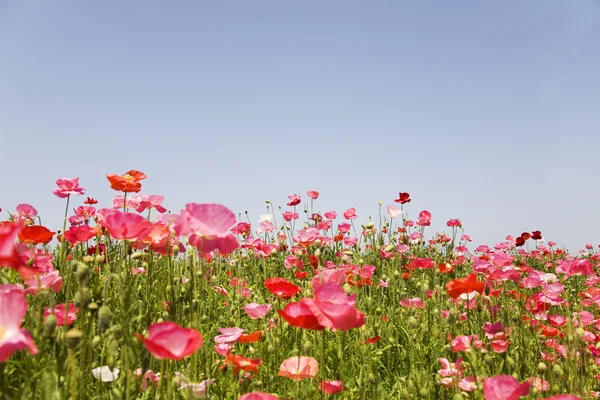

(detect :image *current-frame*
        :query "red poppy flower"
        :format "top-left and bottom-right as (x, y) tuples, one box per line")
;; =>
(394, 192), (411, 204)
(360, 336), (381, 345)
(446, 273), (485, 299)
(531, 231), (542, 240)
(84, 197), (98, 205)
(106, 170), (147, 193)
(515, 237), (525, 247)
(520, 232), (531, 240)
(225, 353), (263, 375)
(264, 278), (301, 299)
(239, 330), (263, 343)
(18, 226), (55, 245)
(277, 302), (324, 330)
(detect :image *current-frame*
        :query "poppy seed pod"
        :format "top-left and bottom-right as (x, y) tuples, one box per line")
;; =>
(98, 306), (113, 333)
(66, 329), (83, 349)
(44, 314), (57, 336)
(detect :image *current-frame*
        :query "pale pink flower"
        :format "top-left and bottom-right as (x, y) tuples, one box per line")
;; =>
(387, 205), (403, 219)
(24, 270), (63, 294)
(242, 303), (272, 319)
(214, 327), (245, 344)
(12, 204), (38, 223)
(53, 177), (85, 198)
(277, 356), (318, 381)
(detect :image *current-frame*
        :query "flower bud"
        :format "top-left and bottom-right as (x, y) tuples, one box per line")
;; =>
(98, 306), (113, 333)
(76, 263), (90, 283)
(66, 329), (83, 350)
(44, 314), (57, 336)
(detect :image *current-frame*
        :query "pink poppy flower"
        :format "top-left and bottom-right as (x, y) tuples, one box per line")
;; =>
(483, 375), (530, 400)
(214, 343), (233, 356)
(44, 303), (78, 326)
(174, 373), (215, 398)
(319, 380), (344, 394)
(301, 283), (365, 331)
(277, 356), (318, 381)
(214, 327), (246, 344)
(287, 194), (301, 206)
(337, 223), (351, 234)
(277, 302), (324, 331)
(387, 206), (403, 219)
(238, 393), (279, 400)
(100, 210), (154, 241)
(282, 211), (299, 222)
(307, 190), (320, 199)
(459, 376), (478, 392)
(136, 194), (167, 213)
(175, 203), (239, 255)
(12, 204), (38, 223)
(541, 396), (581, 400)
(324, 211), (337, 220)
(491, 340), (510, 353)
(24, 270), (63, 294)
(296, 227), (319, 247)
(447, 219), (461, 227)
(0, 222), (27, 272)
(137, 322), (203, 360)
(399, 298), (424, 309)
(64, 225), (96, 245)
(53, 177), (86, 198)
(0, 285), (38, 362)
(242, 303), (272, 319)
(343, 208), (357, 220)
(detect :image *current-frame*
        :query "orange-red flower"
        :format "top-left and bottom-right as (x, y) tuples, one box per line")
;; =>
(225, 353), (263, 375)
(239, 330), (263, 343)
(106, 170), (147, 193)
(18, 225), (55, 245)
(446, 273), (485, 299)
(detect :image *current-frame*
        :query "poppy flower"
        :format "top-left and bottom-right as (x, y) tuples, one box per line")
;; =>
(18, 225), (55, 245)
(84, 197), (98, 205)
(0, 222), (39, 279)
(306, 190), (320, 200)
(175, 203), (239, 255)
(225, 353), (262, 375)
(286, 194), (301, 206)
(301, 283), (365, 331)
(446, 274), (485, 299)
(12, 204), (38, 223)
(343, 208), (357, 220)
(264, 278), (301, 300)
(53, 177), (86, 198)
(394, 192), (411, 204)
(520, 232), (531, 240)
(136, 322), (203, 360)
(319, 380), (344, 394)
(277, 356), (318, 381)
(63, 225), (96, 245)
(239, 393), (279, 400)
(106, 170), (147, 193)
(0, 285), (38, 362)
(531, 231), (542, 240)
(44, 303), (78, 326)
(99, 210), (154, 241)
(242, 303), (272, 319)
(278, 302), (324, 330)
(239, 331), (263, 343)
(483, 375), (530, 400)
(515, 237), (525, 247)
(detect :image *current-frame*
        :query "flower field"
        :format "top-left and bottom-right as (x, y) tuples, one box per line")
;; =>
(0, 171), (598, 400)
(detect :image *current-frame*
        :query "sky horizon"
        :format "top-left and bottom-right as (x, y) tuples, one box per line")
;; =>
(1, 1), (599, 252)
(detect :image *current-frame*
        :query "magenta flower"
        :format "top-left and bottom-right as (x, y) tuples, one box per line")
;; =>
(12, 204), (38, 223)
(483, 375), (530, 400)
(0, 285), (38, 362)
(52, 177), (85, 198)
(175, 203), (239, 255)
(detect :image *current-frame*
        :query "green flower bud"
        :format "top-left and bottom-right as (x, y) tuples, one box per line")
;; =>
(66, 329), (83, 350)
(98, 306), (113, 333)
(43, 314), (57, 336)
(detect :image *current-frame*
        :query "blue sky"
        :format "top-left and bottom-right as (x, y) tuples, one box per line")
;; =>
(1, 1), (599, 251)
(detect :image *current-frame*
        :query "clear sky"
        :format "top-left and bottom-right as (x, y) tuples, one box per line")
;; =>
(1, 1), (599, 252)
